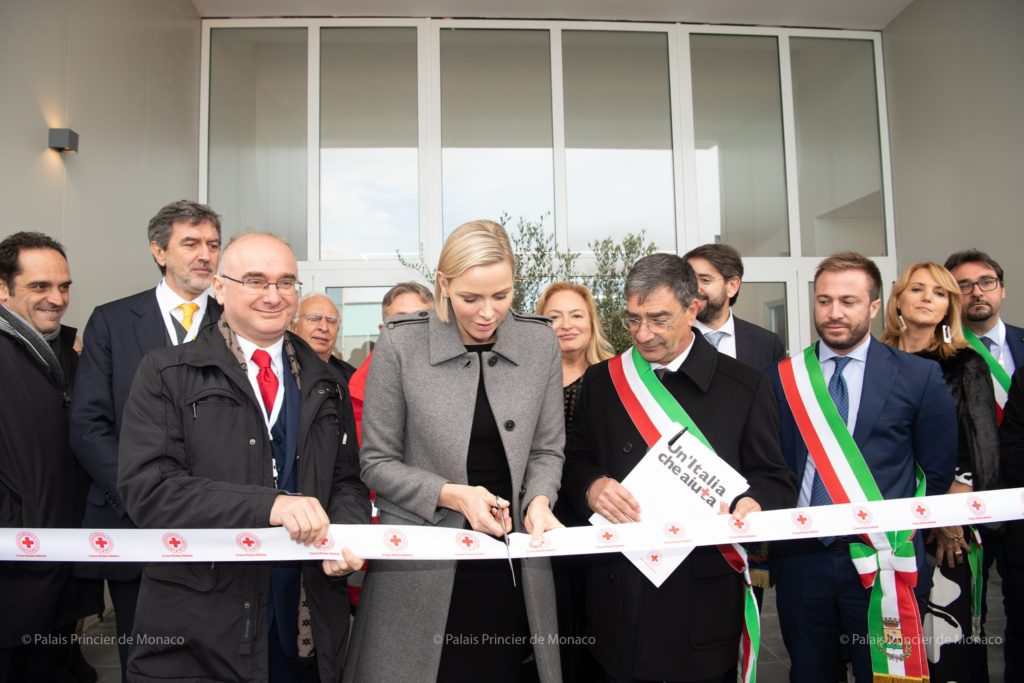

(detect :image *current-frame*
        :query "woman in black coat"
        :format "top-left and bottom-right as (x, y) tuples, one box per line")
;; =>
(882, 261), (1000, 682)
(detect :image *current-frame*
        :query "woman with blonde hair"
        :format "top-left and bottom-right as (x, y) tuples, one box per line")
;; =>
(345, 219), (565, 683)
(536, 282), (614, 429)
(882, 261), (1000, 682)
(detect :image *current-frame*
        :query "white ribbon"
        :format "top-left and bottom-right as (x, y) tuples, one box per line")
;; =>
(4, 488), (1022, 563)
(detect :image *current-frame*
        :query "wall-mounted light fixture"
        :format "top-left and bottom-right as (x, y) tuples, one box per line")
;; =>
(48, 128), (79, 153)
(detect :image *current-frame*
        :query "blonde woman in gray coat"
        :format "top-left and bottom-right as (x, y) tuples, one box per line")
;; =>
(344, 220), (565, 683)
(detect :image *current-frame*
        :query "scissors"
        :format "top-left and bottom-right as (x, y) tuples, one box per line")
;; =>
(494, 496), (516, 588)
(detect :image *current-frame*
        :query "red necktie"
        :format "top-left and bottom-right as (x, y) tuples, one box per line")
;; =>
(251, 349), (278, 416)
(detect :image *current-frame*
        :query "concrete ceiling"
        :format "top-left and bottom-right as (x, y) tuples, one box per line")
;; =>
(191, 0), (915, 31)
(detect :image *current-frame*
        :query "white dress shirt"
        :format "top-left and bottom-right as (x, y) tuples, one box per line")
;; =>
(154, 278), (211, 345)
(694, 312), (737, 359)
(798, 336), (872, 507)
(982, 318), (1017, 376)
(235, 335), (285, 434)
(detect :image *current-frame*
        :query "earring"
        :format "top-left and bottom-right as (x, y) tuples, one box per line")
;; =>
(942, 324), (953, 344)
(898, 315), (907, 332)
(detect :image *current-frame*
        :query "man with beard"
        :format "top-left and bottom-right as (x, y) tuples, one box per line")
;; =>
(0, 232), (101, 682)
(766, 252), (956, 682)
(685, 243), (785, 371)
(945, 249), (1024, 679)
(70, 200), (223, 676)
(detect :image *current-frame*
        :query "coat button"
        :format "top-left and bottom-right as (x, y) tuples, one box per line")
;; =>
(249, 438), (256, 445)
(623, 442), (633, 453)
(488, 356), (498, 367)
(418, 311), (428, 317)
(504, 420), (515, 431)
(318, 388), (325, 395)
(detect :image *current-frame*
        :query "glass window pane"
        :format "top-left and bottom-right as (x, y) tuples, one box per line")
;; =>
(791, 38), (886, 257)
(209, 29), (307, 259)
(690, 35), (789, 256)
(324, 286), (390, 368)
(731, 282), (789, 356)
(563, 31), (675, 251)
(320, 28), (419, 261)
(441, 30), (553, 235)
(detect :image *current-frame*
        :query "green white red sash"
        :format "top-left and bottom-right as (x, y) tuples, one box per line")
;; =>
(778, 345), (929, 683)
(609, 347), (761, 683)
(963, 326), (1011, 423)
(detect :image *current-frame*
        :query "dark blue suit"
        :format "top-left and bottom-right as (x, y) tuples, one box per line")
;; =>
(767, 338), (956, 683)
(1005, 322), (1024, 369)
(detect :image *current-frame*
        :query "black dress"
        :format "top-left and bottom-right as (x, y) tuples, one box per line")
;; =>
(917, 347), (1000, 682)
(436, 344), (534, 683)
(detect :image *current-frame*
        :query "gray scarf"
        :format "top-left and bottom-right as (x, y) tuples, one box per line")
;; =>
(0, 303), (67, 390)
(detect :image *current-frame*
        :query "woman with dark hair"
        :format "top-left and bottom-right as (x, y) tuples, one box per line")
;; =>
(882, 261), (1000, 682)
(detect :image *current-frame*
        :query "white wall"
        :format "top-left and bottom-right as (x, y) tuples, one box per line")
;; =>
(884, 0), (1024, 322)
(0, 0), (201, 330)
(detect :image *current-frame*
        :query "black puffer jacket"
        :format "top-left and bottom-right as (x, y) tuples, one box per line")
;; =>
(118, 322), (369, 682)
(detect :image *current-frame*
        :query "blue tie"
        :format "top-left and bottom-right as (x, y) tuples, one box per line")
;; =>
(809, 356), (852, 545)
(704, 330), (727, 349)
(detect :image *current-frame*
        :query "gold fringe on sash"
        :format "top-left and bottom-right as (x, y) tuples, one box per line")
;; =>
(749, 567), (771, 589)
(873, 674), (929, 682)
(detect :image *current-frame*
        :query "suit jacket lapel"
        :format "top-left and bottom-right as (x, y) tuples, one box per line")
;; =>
(851, 338), (896, 446)
(133, 288), (171, 351)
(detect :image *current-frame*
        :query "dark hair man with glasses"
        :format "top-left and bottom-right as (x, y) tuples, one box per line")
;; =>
(945, 247), (1024, 682)
(117, 232), (368, 682)
(70, 199), (223, 677)
(291, 292), (356, 382)
(684, 243), (786, 371)
(561, 252), (794, 682)
(945, 249), (1024, 378)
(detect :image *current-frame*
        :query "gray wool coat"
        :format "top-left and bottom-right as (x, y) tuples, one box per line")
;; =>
(343, 309), (565, 683)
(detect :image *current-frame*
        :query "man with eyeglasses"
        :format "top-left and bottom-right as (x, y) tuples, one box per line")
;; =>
(118, 232), (369, 682)
(685, 243), (786, 371)
(291, 292), (356, 383)
(561, 253), (794, 682)
(70, 199), (223, 678)
(945, 248), (1024, 681)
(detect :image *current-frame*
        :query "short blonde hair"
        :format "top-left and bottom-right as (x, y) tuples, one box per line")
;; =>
(536, 282), (615, 366)
(434, 220), (515, 323)
(882, 261), (967, 359)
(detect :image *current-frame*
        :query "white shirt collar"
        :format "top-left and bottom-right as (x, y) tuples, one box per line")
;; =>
(693, 311), (735, 337)
(155, 278), (211, 344)
(984, 318), (1007, 347)
(649, 330), (697, 373)
(236, 334), (285, 368)
(819, 334), (872, 365)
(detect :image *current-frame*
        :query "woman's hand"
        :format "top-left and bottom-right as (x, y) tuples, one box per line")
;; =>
(930, 525), (971, 569)
(322, 547), (366, 578)
(438, 483), (510, 537)
(523, 495), (564, 545)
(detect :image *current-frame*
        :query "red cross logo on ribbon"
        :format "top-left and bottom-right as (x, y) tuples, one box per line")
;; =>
(853, 506), (873, 525)
(383, 529), (408, 551)
(455, 532), (479, 552)
(235, 532), (261, 553)
(663, 522), (684, 539)
(15, 532), (39, 554)
(731, 517), (747, 531)
(162, 532), (188, 553)
(791, 510), (812, 529)
(88, 532), (114, 554)
(913, 503), (931, 520)
(318, 535), (335, 551)
(968, 497), (986, 515)
(596, 529), (617, 545)
(648, 552), (661, 565)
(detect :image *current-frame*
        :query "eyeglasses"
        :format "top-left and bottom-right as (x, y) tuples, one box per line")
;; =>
(958, 276), (1001, 295)
(695, 275), (723, 287)
(620, 314), (675, 333)
(303, 313), (339, 326)
(220, 274), (302, 293)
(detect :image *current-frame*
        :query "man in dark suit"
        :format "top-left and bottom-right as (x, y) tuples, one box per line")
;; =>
(70, 199), (223, 676)
(767, 252), (956, 683)
(561, 253), (795, 682)
(290, 292), (356, 382)
(946, 248), (1024, 680)
(946, 249), (1024, 374)
(685, 243), (786, 371)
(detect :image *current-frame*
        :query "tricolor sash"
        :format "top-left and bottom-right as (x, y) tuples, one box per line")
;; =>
(608, 347), (761, 683)
(962, 326), (1011, 423)
(779, 345), (929, 682)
